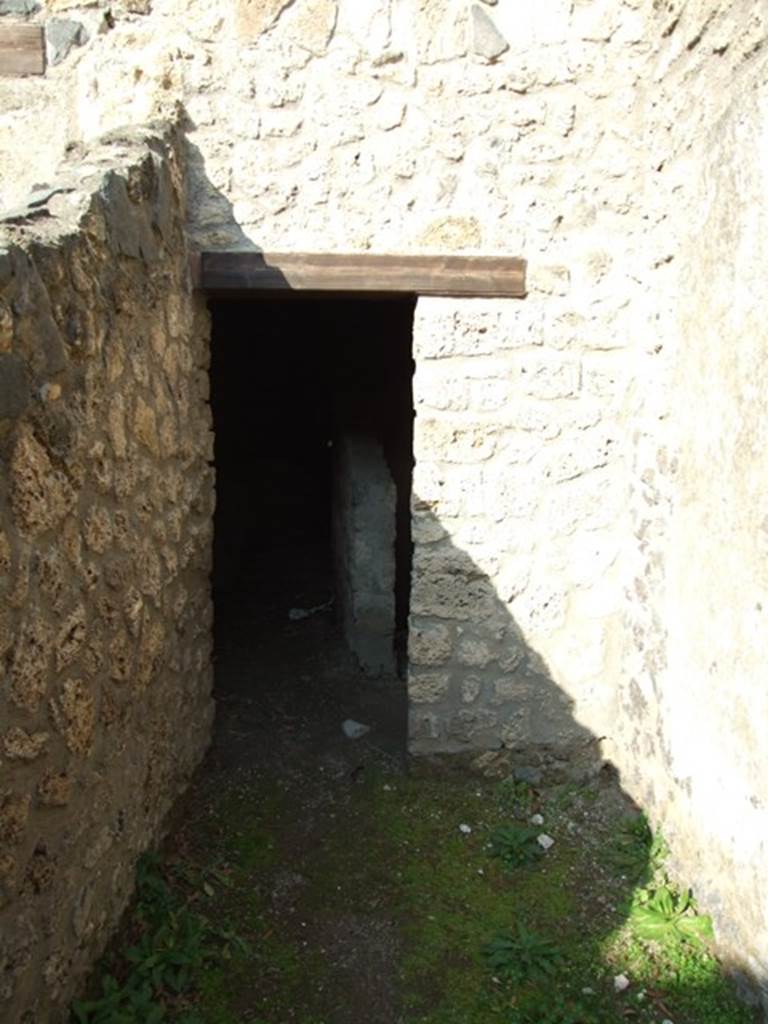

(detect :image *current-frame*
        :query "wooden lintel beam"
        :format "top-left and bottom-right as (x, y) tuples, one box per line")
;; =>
(0, 25), (45, 76)
(196, 252), (527, 298)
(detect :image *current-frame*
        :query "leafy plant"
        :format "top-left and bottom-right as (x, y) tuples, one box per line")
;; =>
(497, 778), (537, 819)
(483, 923), (563, 985)
(608, 814), (668, 884)
(630, 883), (714, 947)
(70, 854), (250, 1024)
(489, 824), (543, 868)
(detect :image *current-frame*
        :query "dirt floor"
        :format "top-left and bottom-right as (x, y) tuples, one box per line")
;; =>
(72, 578), (758, 1024)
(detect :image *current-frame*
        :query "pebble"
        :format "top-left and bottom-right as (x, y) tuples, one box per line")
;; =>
(530, 813), (544, 825)
(613, 974), (630, 992)
(536, 833), (555, 851)
(341, 719), (370, 740)
(459, 823), (472, 834)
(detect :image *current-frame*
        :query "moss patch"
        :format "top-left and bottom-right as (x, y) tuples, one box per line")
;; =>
(72, 766), (757, 1024)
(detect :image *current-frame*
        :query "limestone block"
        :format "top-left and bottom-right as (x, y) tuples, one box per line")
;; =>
(413, 463), (485, 518)
(500, 708), (532, 748)
(3, 728), (49, 761)
(38, 549), (67, 612)
(510, 580), (567, 639)
(408, 0), (468, 64)
(0, 793), (30, 846)
(457, 634), (493, 667)
(24, 844), (56, 894)
(461, 675), (482, 703)
(415, 418), (497, 463)
(409, 669), (451, 704)
(275, 0), (338, 55)
(10, 614), (53, 713)
(469, 377), (511, 413)
(10, 427), (75, 535)
(411, 510), (449, 543)
(46, 18), (89, 67)
(581, 352), (628, 399)
(470, 5), (508, 62)
(136, 617), (166, 688)
(416, 216), (481, 251)
(50, 679), (96, 756)
(108, 629), (134, 682)
(37, 771), (71, 808)
(482, 465), (540, 521)
(409, 621), (453, 665)
(410, 571), (499, 622)
(83, 505), (113, 554)
(133, 396), (159, 454)
(448, 707), (500, 746)
(541, 428), (617, 484)
(517, 353), (580, 399)
(55, 604), (87, 671)
(408, 708), (442, 742)
(492, 675), (531, 704)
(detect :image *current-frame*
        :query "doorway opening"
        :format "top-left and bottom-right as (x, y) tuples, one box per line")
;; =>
(209, 296), (415, 756)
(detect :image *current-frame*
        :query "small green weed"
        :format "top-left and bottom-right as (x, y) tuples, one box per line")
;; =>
(70, 854), (249, 1024)
(489, 824), (543, 869)
(608, 814), (668, 884)
(630, 883), (714, 947)
(497, 777), (537, 819)
(483, 924), (562, 985)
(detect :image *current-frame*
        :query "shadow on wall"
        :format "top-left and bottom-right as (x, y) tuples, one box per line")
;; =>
(408, 496), (601, 766)
(184, 130), (261, 251)
(404, 502), (762, 1019)
(181, 125), (763, 1020)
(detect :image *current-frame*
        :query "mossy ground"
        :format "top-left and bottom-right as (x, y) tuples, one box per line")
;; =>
(72, 612), (759, 1024)
(79, 760), (755, 1024)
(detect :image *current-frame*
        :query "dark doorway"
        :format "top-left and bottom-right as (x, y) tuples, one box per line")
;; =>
(209, 296), (415, 725)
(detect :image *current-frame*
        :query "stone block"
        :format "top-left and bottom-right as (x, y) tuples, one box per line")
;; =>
(55, 604), (87, 671)
(46, 19), (89, 67)
(50, 679), (96, 756)
(0, 793), (30, 846)
(10, 427), (75, 535)
(517, 354), (580, 399)
(409, 621), (453, 665)
(10, 614), (53, 713)
(471, 5), (509, 61)
(3, 728), (49, 761)
(37, 771), (71, 808)
(456, 634), (493, 667)
(409, 669), (451, 704)
(415, 418), (497, 463)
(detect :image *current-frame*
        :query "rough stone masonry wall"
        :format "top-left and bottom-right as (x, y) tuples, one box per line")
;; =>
(408, 296), (627, 762)
(3, 0), (768, 1004)
(0, 125), (213, 1023)
(616, 1), (768, 1003)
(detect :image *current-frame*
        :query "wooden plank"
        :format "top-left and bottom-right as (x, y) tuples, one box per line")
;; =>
(0, 24), (45, 76)
(198, 252), (527, 298)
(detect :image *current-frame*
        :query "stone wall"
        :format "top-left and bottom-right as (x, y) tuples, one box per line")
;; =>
(0, 125), (213, 1023)
(616, 1), (768, 1003)
(2, 0), (768, 1009)
(408, 296), (626, 760)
